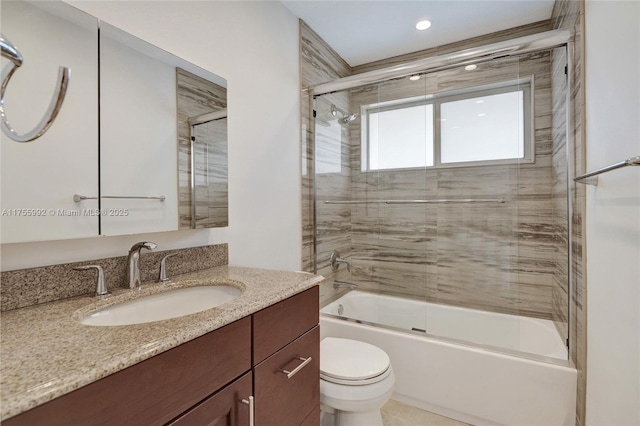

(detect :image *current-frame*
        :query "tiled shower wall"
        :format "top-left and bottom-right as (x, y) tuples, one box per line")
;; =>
(300, 21), (352, 303)
(552, 0), (587, 425)
(346, 51), (563, 320)
(301, 19), (575, 319)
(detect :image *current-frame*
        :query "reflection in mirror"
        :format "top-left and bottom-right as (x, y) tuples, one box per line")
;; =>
(177, 69), (228, 229)
(99, 23), (228, 235)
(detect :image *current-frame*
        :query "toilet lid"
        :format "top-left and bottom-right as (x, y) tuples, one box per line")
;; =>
(320, 337), (390, 381)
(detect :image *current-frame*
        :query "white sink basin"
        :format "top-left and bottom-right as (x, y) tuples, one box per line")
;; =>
(80, 285), (242, 326)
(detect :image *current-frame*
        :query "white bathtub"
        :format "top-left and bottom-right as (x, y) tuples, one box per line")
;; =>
(320, 290), (577, 426)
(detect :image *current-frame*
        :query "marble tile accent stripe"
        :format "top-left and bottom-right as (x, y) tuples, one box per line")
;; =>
(0, 244), (228, 312)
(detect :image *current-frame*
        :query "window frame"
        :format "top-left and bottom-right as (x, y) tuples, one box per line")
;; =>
(361, 77), (535, 172)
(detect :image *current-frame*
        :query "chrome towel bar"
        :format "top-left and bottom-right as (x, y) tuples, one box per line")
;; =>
(574, 156), (640, 186)
(324, 198), (505, 205)
(73, 194), (166, 202)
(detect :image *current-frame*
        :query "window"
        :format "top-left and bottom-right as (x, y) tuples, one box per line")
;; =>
(362, 80), (533, 171)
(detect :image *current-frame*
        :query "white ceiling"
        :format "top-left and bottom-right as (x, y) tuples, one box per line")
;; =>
(281, 1), (556, 67)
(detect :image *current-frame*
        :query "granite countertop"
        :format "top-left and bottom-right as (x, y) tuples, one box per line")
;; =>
(0, 265), (324, 421)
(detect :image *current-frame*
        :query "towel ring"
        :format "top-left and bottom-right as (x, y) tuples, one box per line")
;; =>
(0, 33), (71, 143)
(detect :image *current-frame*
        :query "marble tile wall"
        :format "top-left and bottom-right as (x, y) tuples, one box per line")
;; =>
(0, 244), (228, 311)
(299, 21), (353, 303)
(177, 68), (228, 230)
(345, 51), (563, 319)
(551, 47), (570, 338)
(551, 1), (586, 425)
(302, 17), (575, 331)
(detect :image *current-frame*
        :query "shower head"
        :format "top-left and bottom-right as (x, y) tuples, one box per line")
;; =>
(331, 104), (358, 125)
(339, 113), (358, 125)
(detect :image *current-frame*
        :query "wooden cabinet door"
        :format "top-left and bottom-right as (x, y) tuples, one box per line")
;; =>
(253, 286), (319, 365)
(169, 372), (252, 426)
(254, 326), (320, 426)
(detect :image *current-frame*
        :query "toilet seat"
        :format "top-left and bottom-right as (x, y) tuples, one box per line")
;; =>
(320, 337), (391, 385)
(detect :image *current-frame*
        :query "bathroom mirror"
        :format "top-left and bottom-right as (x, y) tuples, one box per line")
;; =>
(1, 1), (228, 243)
(0, 0), (99, 244)
(99, 23), (228, 235)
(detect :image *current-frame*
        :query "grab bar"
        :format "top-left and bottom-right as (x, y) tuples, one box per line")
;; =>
(0, 33), (71, 143)
(324, 198), (505, 205)
(574, 156), (640, 186)
(73, 194), (166, 202)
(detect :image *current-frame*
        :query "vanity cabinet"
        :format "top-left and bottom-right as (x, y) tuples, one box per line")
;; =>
(169, 372), (253, 426)
(253, 285), (320, 425)
(4, 286), (320, 426)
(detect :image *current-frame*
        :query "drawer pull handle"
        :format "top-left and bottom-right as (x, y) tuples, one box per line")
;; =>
(241, 396), (254, 426)
(281, 356), (312, 379)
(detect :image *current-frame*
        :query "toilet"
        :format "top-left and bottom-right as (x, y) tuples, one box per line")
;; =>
(319, 337), (395, 426)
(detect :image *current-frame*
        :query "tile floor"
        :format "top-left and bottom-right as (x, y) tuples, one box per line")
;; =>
(381, 400), (470, 426)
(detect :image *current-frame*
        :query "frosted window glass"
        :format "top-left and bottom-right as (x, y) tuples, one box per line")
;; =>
(441, 91), (524, 163)
(369, 104), (434, 170)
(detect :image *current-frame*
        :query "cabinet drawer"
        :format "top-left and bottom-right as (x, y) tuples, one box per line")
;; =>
(4, 317), (251, 426)
(169, 372), (253, 426)
(253, 286), (319, 365)
(254, 326), (320, 426)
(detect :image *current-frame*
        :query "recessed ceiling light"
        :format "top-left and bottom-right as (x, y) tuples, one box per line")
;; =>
(464, 64), (477, 71)
(475, 100), (485, 104)
(478, 113), (486, 117)
(416, 20), (431, 31)
(409, 75), (420, 81)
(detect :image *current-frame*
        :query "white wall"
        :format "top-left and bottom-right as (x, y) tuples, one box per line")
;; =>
(584, 1), (640, 425)
(0, 1), (301, 272)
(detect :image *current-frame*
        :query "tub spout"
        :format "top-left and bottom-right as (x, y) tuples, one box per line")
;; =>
(333, 281), (357, 290)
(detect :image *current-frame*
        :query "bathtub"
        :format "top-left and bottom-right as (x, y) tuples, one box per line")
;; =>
(320, 290), (577, 426)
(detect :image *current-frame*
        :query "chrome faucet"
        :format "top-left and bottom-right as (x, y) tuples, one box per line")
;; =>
(126, 241), (157, 289)
(329, 250), (351, 272)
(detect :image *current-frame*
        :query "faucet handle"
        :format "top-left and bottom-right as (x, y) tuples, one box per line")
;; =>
(74, 265), (109, 296)
(158, 253), (178, 283)
(329, 250), (351, 272)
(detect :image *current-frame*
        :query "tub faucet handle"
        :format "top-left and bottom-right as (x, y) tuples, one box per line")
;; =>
(330, 250), (351, 272)
(158, 253), (178, 283)
(74, 265), (109, 297)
